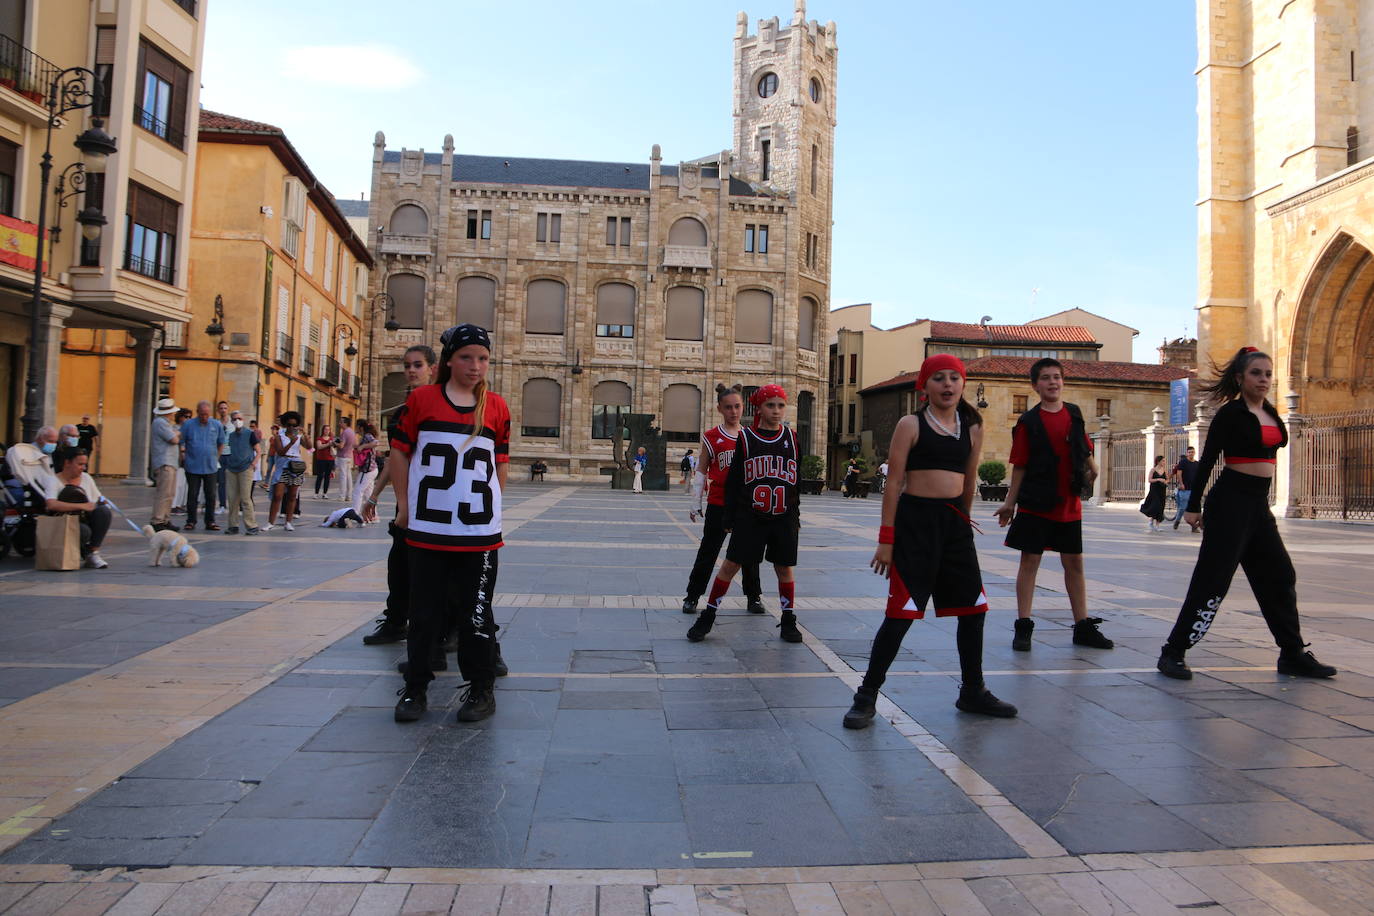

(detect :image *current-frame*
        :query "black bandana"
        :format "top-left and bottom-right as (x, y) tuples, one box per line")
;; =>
(440, 323), (491, 359)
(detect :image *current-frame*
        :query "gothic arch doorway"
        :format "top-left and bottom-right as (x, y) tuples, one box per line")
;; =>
(1290, 232), (1374, 413)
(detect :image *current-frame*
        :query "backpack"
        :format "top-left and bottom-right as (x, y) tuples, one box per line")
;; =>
(680, 456), (691, 472)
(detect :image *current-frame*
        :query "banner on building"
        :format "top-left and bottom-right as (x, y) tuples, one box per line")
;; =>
(0, 214), (49, 272)
(1169, 377), (1190, 427)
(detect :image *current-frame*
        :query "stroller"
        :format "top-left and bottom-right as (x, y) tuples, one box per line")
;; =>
(0, 442), (42, 559)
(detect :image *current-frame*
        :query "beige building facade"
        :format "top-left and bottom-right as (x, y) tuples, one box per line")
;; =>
(1196, 0), (1374, 414)
(362, 5), (836, 479)
(0, 0), (205, 476)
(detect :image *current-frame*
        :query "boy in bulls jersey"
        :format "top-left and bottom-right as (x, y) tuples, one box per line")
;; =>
(390, 324), (510, 724)
(682, 384), (764, 615)
(687, 384), (804, 644)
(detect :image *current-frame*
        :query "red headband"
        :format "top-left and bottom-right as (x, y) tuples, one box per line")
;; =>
(917, 354), (967, 392)
(750, 384), (787, 407)
(1242, 346), (1258, 353)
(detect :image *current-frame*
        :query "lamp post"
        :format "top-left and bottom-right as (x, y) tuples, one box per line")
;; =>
(364, 291), (398, 419)
(205, 294), (225, 403)
(20, 68), (117, 443)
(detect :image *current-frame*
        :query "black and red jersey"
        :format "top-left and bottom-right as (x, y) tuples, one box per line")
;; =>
(390, 385), (511, 552)
(723, 425), (799, 526)
(701, 425), (742, 508)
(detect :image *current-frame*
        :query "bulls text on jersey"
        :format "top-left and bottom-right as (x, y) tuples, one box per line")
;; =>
(730, 426), (799, 518)
(744, 454), (798, 485)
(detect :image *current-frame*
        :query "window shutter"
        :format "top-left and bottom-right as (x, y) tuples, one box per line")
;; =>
(301, 302), (312, 344)
(339, 256), (348, 307)
(667, 217), (707, 246)
(595, 283), (635, 326)
(799, 297), (817, 351)
(593, 380), (631, 408)
(521, 378), (561, 428)
(304, 210), (316, 273)
(323, 233), (334, 292)
(387, 274), (426, 328)
(665, 286), (704, 341)
(663, 385), (701, 435)
(321, 317), (330, 356)
(390, 204), (428, 235)
(277, 286), (289, 334)
(170, 65), (189, 143)
(96, 28), (117, 63)
(525, 279), (565, 334)
(457, 276), (497, 330)
(735, 289), (773, 344)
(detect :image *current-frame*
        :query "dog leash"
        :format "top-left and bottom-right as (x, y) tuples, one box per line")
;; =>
(99, 497), (145, 534)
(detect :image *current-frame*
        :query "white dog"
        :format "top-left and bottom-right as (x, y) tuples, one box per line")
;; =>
(141, 524), (201, 567)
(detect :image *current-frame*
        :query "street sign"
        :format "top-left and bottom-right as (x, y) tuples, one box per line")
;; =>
(1169, 378), (1190, 427)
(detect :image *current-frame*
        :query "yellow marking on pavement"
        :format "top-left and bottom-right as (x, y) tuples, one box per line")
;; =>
(0, 805), (43, 837)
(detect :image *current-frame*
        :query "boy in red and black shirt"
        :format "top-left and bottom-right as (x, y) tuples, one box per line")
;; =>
(994, 358), (1113, 652)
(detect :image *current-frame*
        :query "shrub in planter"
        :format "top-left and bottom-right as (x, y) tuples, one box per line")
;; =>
(977, 460), (1007, 486)
(799, 454), (824, 480)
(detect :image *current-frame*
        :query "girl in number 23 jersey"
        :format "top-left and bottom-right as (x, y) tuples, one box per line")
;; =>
(389, 324), (511, 724)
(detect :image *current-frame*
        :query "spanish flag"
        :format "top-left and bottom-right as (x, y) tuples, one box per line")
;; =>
(0, 214), (49, 272)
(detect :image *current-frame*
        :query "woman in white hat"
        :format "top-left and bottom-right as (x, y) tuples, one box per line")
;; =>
(149, 397), (181, 531)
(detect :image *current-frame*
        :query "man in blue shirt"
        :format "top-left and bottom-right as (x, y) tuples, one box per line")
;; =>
(1172, 446), (1199, 531)
(181, 400), (226, 531)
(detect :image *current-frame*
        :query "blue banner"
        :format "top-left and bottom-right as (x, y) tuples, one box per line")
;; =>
(1169, 378), (1190, 427)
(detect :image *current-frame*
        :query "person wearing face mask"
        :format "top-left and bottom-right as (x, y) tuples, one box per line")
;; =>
(223, 411), (260, 535)
(32, 426), (59, 467)
(149, 398), (181, 532)
(53, 424), (81, 472)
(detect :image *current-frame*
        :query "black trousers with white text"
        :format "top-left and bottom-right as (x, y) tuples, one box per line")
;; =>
(405, 546), (498, 689)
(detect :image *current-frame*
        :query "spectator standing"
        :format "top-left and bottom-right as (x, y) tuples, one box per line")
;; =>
(336, 418), (356, 502)
(37, 447), (112, 568)
(679, 449), (696, 489)
(264, 411), (305, 531)
(351, 421), (379, 517)
(171, 408), (191, 513)
(633, 446), (647, 493)
(181, 400), (226, 532)
(76, 415), (99, 458)
(215, 401), (231, 513)
(249, 420), (263, 486)
(149, 398), (180, 531)
(1172, 446), (1199, 531)
(223, 410), (259, 535)
(261, 424), (280, 490)
(1140, 456), (1169, 532)
(312, 425), (336, 498)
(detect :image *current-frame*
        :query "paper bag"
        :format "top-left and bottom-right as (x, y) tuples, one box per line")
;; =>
(35, 515), (81, 571)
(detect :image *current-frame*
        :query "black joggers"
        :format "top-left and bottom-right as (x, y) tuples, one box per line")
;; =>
(685, 503), (762, 602)
(405, 545), (499, 690)
(384, 521), (409, 629)
(1166, 470), (1305, 654)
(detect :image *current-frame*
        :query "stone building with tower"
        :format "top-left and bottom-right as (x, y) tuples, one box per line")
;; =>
(362, 4), (835, 478)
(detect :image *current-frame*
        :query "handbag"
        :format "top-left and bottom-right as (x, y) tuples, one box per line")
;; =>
(35, 515), (81, 571)
(287, 459), (307, 474)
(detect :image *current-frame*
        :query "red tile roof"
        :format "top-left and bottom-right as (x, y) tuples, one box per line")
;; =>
(862, 357), (1189, 394)
(199, 109), (283, 134)
(928, 321), (1098, 345)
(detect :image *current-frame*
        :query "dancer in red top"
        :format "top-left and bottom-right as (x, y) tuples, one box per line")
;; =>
(390, 324), (510, 723)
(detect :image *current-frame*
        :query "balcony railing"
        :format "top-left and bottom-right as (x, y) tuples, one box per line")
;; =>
(0, 34), (60, 105)
(135, 106), (186, 150)
(352, 376), (361, 398)
(274, 333), (293, 366)
(318, 355), (339, 387)
(340, 369), (351, 395)
(300, 345), (316, 377)
(125, 253), (176, 285)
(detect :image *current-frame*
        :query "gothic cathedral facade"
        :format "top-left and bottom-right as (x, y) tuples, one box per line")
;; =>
(364, 5), (837, 478)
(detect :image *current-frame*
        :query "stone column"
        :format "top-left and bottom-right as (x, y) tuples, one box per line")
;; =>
(34, 303), (73, 428)
(1186, 400), (1211, 453)
(126, 328), (158, 484)
(1277, 390), (1303, 517)
(1143, 406), (1166, 484)
(1090, 414), (1111, 506)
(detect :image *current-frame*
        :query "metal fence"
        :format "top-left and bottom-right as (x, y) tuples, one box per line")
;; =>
(1294, 409), (1374, 520)
(1105, 431), (1146, 501)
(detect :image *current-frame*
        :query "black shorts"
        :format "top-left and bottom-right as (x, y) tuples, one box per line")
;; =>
(726, 512), (799, 568)
(1005, 511), (1083, 555)
(886, 495), (988, 619)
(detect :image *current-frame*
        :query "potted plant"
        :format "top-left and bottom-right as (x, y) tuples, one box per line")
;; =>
(799, 454), (824, 496)
(978, 459), (1009, 502)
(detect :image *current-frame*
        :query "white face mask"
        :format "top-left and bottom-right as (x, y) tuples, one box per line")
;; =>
(232, 419), (244, 429)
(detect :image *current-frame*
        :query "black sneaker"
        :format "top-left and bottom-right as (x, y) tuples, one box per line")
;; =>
(394, 687), (426, 722)
(1012, 618), (1034, 652)
(363, 618), (406, 645)
(682, 597), (698, 614)
(494, 642), (509, 678)
(1072, 617), (1114, 649)
(687, 609), (716, 642)
(955, 685), (1018, 717)
(1278, 647), (1337, 678)
(746, 597), (767, 614)
(1157, 645), (1192, 680)
(225, 526), (240, 535)
(842, 688), (878, 729)
(777, 612), (803, 643)
(456, 683), (496, 722)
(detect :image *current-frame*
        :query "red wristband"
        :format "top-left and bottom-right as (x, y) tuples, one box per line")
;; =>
(878, 525), (895, 545)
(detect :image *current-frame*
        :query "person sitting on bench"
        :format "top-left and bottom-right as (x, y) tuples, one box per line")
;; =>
(530, 460), (548, 481)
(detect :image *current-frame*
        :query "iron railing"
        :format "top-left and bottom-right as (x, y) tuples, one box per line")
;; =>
(274, 333), (293, 366)
(0, 34), (60, 104)
(340, 369), (351, 395)
(135, 105), (186, 150)
(1293, 409), (1374, 520)
(1105, 431), (1146, 501)
(318, 355), (339, 387)
(125, 253), (175, 284)
(299, 345), (316, 377)
(352, 376), (361, 398)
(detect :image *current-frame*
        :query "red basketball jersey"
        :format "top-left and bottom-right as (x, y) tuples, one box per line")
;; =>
(701, 425), (741, 507)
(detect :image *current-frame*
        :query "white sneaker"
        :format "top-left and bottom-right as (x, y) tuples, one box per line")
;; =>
(284, 521), (295, 531)
(262, 523), (277, 531)
(84, 551), (109, 569)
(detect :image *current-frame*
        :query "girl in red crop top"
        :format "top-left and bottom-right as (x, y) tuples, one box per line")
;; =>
(1158, 347), (1335, 681)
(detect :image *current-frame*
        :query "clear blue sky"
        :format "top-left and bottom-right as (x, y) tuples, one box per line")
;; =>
(201, 1), (1199, 362)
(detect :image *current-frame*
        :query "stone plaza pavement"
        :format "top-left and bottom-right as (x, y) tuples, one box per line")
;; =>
(1, 481), (1374, 914)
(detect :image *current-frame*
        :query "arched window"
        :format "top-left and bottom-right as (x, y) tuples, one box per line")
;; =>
(735, 289), (773, 344)
(389, 203), (429, 236)
(799, 296), (817, 351)
(796, 391), (815, 457)
(665, 286), (704, 341)
(663, 384), (702, 442)
(521, 378), (561, 438)
(526, 279), (566, 334)
(457, 276), (497, 331)
(592, 380), (631, 440)
(387, 274), (425, 329)
(595, 282), (636, 338)
(667, 217), (708, 247)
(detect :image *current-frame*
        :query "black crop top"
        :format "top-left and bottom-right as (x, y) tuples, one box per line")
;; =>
(906, 409), (971, 473)
(1187, 398), (1288, 514)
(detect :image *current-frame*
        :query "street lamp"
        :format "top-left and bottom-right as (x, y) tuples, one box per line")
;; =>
(50, 162), (107, 245)
(340, 325), (358, 357)
(364, 291), (398, 418)
(205, 294), (225, 338)
(975, 383), (989, 410)
(20, 68), (117, 442)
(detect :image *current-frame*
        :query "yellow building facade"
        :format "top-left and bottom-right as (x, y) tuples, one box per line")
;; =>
(59, 110), (371, 475)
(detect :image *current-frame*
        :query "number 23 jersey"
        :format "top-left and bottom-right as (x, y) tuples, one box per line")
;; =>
(390, 385), (511, 551)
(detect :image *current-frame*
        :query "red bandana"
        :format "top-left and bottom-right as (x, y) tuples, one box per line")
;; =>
(917, 354), (967, 392)
(750, 384), (787, 407)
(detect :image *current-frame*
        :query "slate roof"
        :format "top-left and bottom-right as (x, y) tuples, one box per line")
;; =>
(334, 199), (370, 218)
(927, 321), (1098, 345)
(381, 150), (686, 191)
(862, 358), (1190, 394)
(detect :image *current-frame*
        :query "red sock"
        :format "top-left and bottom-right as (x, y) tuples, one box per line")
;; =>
(779, 581), (795, 613)
(706, 576), (731, 610)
